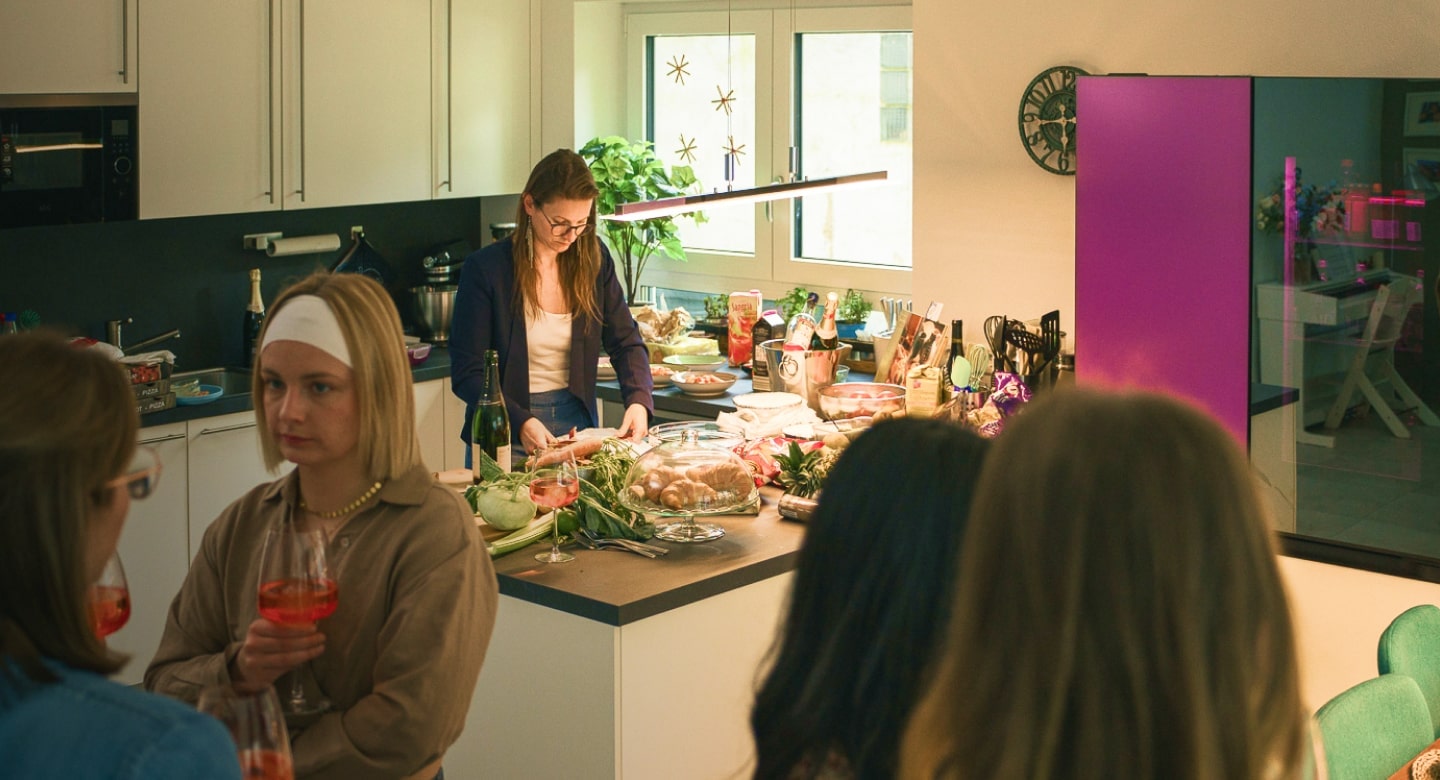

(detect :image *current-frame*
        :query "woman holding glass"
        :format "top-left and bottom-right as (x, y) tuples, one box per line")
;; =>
(0, 332), (240, 779)
(146, 272), (499, 780)
(451, 148), (654, 459)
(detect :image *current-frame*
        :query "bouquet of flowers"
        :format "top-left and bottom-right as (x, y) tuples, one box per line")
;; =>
(1255, 170), (1346, 238)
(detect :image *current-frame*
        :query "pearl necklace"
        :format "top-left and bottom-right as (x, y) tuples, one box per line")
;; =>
(301, 480), (383, 519)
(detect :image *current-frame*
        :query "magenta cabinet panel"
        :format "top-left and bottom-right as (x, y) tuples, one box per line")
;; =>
(1075, 76), (1253, 443)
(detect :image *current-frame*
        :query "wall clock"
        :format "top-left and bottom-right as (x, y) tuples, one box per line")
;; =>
(1018, 65), (1088, 175)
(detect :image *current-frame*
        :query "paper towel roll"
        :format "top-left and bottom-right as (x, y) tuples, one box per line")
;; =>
(267, 234), (341, 257)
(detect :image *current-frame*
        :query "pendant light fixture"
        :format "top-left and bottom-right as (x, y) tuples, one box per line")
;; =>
(601, 0), (889, 223)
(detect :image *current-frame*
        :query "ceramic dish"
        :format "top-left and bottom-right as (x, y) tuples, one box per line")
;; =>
(662, 354), (728, 373)
(731, 391), (804, 413)
(176, 384), (224, 406)
(817, 382), (906, 420)
(671, 370), (737, 397)
(650, 364), (675, 387)
(597, 356), (617, 380)
(781, 417), (873, 441)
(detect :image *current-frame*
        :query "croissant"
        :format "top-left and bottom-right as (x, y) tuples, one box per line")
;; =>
(640, 465), (685, 502)
(659, 478), (718, 510)
(685, 462), (753, 497)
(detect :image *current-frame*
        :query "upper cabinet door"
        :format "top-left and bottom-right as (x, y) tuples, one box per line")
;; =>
(0, 0), (138, 94)
(139, 0), (279, 219)
(284, 0), (432, 210)
(436, 0), (536, 198)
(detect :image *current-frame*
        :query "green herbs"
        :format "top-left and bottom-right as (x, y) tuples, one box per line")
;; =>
(702, 294), (728, 321)
(576, 440), (655, 541)
(778, 287), (811, 321)
(838, 289), (872, 324)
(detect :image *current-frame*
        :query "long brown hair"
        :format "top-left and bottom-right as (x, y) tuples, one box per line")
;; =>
(512, 148), (603, 328)
(901, 389), (1306, 780)
(0, 331), (135, 681)
(253, 272), (422, 478)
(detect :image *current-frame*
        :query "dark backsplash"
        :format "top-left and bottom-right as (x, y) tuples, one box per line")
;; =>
(0, 194), (520, 370)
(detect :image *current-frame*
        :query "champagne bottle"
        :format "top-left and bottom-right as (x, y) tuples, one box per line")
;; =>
(472, 349), (512, 484)
(242, 268), (265, 368)
(814, 291), (840, 350)
(784, 292), (820, 351)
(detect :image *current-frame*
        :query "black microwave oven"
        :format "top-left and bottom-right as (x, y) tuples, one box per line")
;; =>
(0, 95), (137, 229)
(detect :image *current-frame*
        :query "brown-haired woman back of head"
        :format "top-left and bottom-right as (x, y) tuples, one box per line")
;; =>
(901, 389), (1306, 780)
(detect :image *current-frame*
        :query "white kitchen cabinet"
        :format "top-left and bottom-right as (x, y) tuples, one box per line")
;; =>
(139, 0), (431, 219)
(0, 0), (138, 94)
(433, 0), (537, 199)
(414, 378), (447, 473)
(186, 411), (287, 561)
(109, 423), (189, 686)
(441, 377), (468, 471)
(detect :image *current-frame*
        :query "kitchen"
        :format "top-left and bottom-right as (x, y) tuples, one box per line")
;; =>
(4, 0), (1440, 778)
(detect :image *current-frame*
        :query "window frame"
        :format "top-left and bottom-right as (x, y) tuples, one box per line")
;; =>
(624, 4), (913, 300)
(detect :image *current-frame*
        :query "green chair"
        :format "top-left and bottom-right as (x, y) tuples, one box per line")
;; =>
(1379, 604), (1440, 739)
(1315, 673), (1432, 780)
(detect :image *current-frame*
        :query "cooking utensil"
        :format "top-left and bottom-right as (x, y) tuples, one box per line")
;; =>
(410, 284), (457, 345)
(1004, 320), (1049, 387)
(983, 316), (1010, 373)
(573, 528), (660, 558)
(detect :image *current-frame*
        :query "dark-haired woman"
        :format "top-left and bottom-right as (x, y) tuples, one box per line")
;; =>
(750, 418), (989, 780)
(450, 148), (653, 459)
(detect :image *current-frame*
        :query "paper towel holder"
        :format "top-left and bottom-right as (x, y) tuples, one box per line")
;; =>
(243, 232), (283, 251)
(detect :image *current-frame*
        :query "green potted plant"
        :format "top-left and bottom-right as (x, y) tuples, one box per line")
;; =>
(777, 287), (811, 322)
(836, 288), (872, 338)
(580, 136), (704, 306)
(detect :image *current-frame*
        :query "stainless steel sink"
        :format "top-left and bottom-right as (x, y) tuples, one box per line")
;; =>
(171, 367), (254, 397)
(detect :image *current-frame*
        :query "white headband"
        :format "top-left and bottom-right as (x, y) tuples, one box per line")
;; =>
(261, 295), (352, 367)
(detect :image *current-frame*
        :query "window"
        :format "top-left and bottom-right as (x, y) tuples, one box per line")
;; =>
(627, 6), (912, 300)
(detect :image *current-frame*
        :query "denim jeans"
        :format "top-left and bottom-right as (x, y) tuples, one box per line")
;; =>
(464, 390), (593, 469)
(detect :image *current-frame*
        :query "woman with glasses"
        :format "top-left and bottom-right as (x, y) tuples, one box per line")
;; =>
(0, 331), (241, 779)
(451, 148), (654, 459)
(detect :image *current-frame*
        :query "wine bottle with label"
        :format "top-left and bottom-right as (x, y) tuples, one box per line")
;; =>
(242, 268), (265, 368)
(472, 349), (512, 484)
(784, 292), (820, 351)
(814, 291), (840, 350)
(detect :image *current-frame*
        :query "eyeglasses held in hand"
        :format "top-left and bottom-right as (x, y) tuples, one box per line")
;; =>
(538, 205), (591, 237)
(107, 446), (163, 500)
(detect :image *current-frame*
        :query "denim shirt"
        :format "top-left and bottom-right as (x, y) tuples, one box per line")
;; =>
(0, 658), (241, 780)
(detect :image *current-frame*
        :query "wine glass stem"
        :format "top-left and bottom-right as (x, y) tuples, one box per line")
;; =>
(550, 509), (561, 555)
(290, 665), (307, 707)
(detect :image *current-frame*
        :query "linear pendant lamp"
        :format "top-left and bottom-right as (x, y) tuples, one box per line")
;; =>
(600, 170), (889, 222)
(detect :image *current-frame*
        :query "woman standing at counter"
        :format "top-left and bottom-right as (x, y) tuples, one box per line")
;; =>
(451, 149), (653, 457)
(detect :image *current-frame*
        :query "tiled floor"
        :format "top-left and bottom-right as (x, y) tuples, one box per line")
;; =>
(1296, 407), (1440, 556)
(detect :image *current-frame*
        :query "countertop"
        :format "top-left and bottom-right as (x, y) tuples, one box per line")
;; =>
(490, 487), (804, 626)
(139, 346), (454, 427)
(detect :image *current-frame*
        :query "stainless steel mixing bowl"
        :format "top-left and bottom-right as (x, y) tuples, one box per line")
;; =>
(410, 285), (457, 345)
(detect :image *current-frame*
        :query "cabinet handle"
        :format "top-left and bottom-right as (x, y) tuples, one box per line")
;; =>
(295, 0), (306, 202)
(118, 0), (129, 83)
(443, 0), (453, 193)
(140, 432), (187, 445)
(196, 422), (257, 437)
(265, 0), (276, 203)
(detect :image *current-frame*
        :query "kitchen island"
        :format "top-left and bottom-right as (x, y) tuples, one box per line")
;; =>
(444, 488), (804, 780)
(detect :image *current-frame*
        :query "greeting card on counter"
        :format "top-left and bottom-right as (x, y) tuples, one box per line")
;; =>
(883, 312), (947, 386)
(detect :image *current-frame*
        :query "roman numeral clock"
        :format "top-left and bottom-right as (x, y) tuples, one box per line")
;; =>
(1019, 66), (1088, 175)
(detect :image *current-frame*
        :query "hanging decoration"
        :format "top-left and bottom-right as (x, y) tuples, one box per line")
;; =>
(675, 135), (699, 164)
(722, 136), (746, 165)
(665, 54), (691, 85)
(711, 86), (736, 115)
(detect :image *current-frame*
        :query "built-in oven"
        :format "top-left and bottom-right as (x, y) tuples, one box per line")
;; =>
(0, 94), (137, 229)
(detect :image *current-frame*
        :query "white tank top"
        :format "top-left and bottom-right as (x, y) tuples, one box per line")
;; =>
(526, 308), (573, 393)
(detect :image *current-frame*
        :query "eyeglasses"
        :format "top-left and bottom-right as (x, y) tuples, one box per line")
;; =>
(538, 205), (591, 238)
(106, 446), (163, 500)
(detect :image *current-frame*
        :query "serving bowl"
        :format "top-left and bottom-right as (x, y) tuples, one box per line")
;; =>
(662, 354), (728, 373)
(406, 342), (432, 367)
(818, 382), (906, 420)
(671, 370), (737, 397)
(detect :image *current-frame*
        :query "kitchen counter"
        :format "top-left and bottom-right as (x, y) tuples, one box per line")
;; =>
(492, 486), (803, 625)
(139, 347), (454, 426)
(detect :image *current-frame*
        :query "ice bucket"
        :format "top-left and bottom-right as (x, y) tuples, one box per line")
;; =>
(760, 339), (853, 413)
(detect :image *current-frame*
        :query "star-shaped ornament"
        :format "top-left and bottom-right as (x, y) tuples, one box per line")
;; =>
(722, 136), (747, 164)
(712, 85), (737, 115)
(665, 54), (691, 85)
(675, 135), (698, 164)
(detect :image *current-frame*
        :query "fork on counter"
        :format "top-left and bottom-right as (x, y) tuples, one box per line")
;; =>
(573, 528), (669, 558)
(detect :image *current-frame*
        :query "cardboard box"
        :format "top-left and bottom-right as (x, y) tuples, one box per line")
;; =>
(905, 365), (950, 418)
(123, 359), (173, 385)
(131, 378), (171, 400)
(749, 312), (786, 391)
(136, 392), (177, 416)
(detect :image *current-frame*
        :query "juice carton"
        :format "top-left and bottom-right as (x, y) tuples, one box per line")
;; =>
(727, 290), (762, 368)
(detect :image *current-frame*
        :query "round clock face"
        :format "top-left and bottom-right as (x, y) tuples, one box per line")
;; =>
(1019, 66), (1088, 175)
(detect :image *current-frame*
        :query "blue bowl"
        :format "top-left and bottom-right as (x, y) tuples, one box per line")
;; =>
(176, 384), (224, 406)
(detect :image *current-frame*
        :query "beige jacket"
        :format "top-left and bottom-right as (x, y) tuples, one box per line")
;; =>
(145, 465), (498, 780)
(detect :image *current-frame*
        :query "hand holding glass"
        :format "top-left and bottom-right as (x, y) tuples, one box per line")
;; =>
(256, 524), (337, 715)
(88, 551), (130, 639)
(531, 451), (579, 564)
(197, 684), (295, 780)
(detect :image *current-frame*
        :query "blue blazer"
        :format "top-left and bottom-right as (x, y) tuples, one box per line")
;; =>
(449, 237), (654, 445)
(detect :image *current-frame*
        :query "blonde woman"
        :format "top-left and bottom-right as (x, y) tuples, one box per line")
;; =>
(146, 273), (498, 780)
(901, 390), (1307, 780)
(451, 148), (654, 458)
(0, 332), (240, 779)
